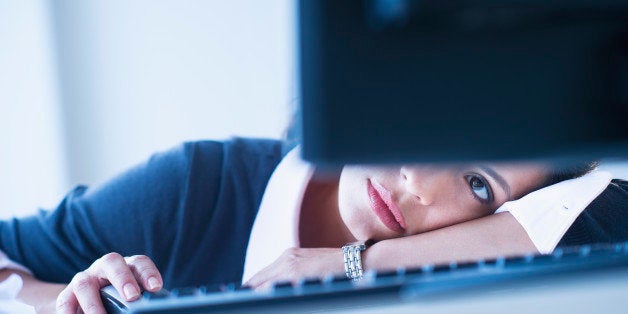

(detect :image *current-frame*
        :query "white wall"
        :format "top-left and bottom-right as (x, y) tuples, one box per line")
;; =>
(0, 0), (296, 218)
(52, 0), (296, 186)
(0, 0), (67, 218)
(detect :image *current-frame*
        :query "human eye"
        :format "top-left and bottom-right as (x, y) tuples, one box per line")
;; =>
(464, 173), (493, 204)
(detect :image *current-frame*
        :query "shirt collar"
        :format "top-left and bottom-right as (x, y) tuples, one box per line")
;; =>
(241, 146), (314, 284)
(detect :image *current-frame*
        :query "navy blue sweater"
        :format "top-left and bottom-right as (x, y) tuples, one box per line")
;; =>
(559, 179), (628, 247)
(0, 138), (285, 289)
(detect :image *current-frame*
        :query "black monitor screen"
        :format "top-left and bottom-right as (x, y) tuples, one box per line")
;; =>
(299, 0), (628, 165)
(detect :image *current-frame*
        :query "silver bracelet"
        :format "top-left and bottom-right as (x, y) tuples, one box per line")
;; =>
(342, 240), (372, 280)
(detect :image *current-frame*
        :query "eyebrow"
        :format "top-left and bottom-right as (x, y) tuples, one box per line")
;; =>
(480, 165), (512, 201)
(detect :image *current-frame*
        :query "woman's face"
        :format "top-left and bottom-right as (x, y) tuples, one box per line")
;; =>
(337, 163), (547, 241)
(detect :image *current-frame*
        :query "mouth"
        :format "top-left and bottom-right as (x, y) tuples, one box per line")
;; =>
(367, 179), (407, 234)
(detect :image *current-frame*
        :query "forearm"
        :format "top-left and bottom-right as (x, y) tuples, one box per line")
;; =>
(0, 269), (65, 313)
(363, 212), (537, 271)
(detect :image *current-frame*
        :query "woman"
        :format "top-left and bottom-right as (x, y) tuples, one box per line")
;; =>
(0, 138), (597, 313)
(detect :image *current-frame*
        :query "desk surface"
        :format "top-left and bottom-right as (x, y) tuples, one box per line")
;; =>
(337, 267), (628, 314)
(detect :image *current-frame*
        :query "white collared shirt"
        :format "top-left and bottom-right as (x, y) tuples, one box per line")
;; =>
(495, 170), (611, 254)
(240, 147), (314, 284)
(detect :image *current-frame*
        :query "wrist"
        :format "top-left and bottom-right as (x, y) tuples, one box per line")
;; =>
(341, 240), (374, 280)
(360, 240), (378, 272)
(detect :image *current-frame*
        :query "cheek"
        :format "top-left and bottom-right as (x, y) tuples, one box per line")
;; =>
(407, 187), (486, 234)
(337, 167), (386, 239)
(337, 167), (364, 216)
(338, 169), (367, 231)
(338, 165), (383, 211)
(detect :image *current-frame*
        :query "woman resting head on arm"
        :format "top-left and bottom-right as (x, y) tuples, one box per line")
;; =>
(300, 161), (597, 247)
(14, 157), (596, 313)
(246, 160), (598, 288)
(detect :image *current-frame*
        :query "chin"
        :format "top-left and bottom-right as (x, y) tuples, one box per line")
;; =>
(339, 209), (371, 240)
(347, 218), (391, 242)
(370, 229), (400, 242)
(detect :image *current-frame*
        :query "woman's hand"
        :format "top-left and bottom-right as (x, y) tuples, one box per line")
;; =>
(245, 247), (345, 290)
(56, 252), (163, 314)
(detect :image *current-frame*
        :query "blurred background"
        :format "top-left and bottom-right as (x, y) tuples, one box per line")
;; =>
(0, 0), (295, 218)
(1, 0), (626, 219)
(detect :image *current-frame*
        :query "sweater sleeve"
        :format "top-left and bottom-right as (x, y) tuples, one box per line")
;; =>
(0, 142), (211, 283)
(558, 178), (628, 247)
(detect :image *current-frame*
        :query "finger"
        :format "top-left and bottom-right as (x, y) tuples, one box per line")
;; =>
(55, 286), (80, 314)
(245, 263), (276, 289)
(93, 252), (141, 301)
(257, 279), (278, 292)
(70, 271), (106, 314)
(247, 258), (293, 290)
(125, 255), (163, 292)
(247, 247), (306, 289)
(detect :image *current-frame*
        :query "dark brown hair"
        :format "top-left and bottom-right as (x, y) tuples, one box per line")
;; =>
(540, 161), (600, 189)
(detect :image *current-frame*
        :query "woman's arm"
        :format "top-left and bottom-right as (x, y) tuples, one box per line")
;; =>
(0, 142), (204, 285)
(247, 212), (536, 288)
(0, 269), (65, 313)
(364, 212), (537, 270)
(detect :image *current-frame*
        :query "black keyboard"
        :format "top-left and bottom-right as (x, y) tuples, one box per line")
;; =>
(101, 242), (628, 313)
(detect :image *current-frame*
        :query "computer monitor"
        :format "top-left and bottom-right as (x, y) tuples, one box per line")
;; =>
(298, 0), (628, 165)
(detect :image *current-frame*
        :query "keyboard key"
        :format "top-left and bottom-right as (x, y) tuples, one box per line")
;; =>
(482, 258), (497, 266)
(235, 285), (252, 291)
(560, 250), (582, 259)
(578, 245), (592, 256)
(505, 255), (533, 266)
(199, 284), (224, 294)
(299, 277), (323, 287)
(273, 281), (293, 289)
(375, 269), (399, 278)
(403, 267), (427, 276)
(143, 289), (170, 300)
(334, 275), (353, 283)
(480, 257), (505, 268)
(530, 254), (556, 264)
(454, 261), (480, 270)
(432, 264), (453, 273)
(171, 287), (197, 297)
(223, 283), (237, 292)
(590, 243), (615, 254)
(322, 274), (351, 284)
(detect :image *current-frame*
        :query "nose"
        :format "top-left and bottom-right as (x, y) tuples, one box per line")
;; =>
(400, 165), (440, 206)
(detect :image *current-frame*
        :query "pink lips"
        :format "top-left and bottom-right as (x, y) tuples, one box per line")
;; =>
(367, 179), (407, 234)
